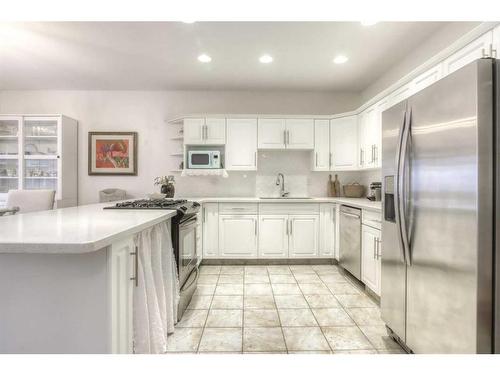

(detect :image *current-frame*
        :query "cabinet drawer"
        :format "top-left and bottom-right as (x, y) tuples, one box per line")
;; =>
(259, 203), (319, 215)
(362, 209), (382, 230)
(219, 202), (258, 214)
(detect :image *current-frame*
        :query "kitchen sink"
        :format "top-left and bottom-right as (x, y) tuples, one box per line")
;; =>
(259, 197), (312, 199)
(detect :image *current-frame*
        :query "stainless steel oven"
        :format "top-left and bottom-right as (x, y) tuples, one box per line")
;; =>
(173, 213), (200, 319)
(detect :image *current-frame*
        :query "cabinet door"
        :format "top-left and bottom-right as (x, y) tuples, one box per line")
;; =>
(361, 225), (381, 295)
(319, 204), (335, 257)
(226, 118), (257, 170)
(258, 118), (286, 149)
(109, 236), (135, 354)
(358, 107), (377, 169)
(387, 82), (412, 108)
(0, 116), (22, 205)
(205, 118), (226, 145)
(410, 64), (442, 95)
(312, 120), (330, 171)
(289, 214), (319, 257)
(183, 118), (205, 145)
(258, 215), (288, 258)
(286, 119), (314, 149)
(442, 31), (493, 76)
(202, 203), (219, 257)
(330, 116), (358, 170)
(219, 215), (258, 257)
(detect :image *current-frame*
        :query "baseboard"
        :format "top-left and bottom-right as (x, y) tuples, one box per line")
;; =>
(201, 258), (339, 266)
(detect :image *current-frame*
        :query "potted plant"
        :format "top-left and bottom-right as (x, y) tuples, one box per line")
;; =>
(154, 175), (175, 198)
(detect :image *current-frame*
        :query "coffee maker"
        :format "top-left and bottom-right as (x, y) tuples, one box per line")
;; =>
(367, 182), (382, 201)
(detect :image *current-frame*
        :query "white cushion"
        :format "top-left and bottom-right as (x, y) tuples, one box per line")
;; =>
(6, 189), (56, 213)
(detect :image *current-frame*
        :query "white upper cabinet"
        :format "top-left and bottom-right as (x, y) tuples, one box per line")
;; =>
(493, 24), (500, 56)
(387, 82), (412, 108)
(358, 106), (378, 169)
(312, 119), (330, 171)
(205, 118), (226, 145)
(226, 118), (257, 171)
(258, 118), (313, 150)
(258, 118), (286, 149)
(285, 119), (314, 149)
(442, 31), (493, 76)
(410, 64), (442, 95)
(219, 215), (258, 258)
(183, 118), (205, 144)
(288, 215), (319, 258)
(330, 116), (358, 171)
(258, 215), (289, 258)
(184, 118), (226, 145)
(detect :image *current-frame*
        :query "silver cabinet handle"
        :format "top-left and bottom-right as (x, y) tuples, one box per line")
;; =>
(205, 124), (209, 140)
(287, 130), (290, 145)
(254, 219), (257, 236)
(360, 148), (364, 165)
(130, 247), (138, 287)
(373, 237), (377, 259)
(315, 152), (318, 167)
(283, 130), (287, 146)
(286, 219), (289, 235)
(290, 219), (293, 235)
(372, 145), (375, 163)
(203, 207), (206, 223)
(329, 152), (332, 168)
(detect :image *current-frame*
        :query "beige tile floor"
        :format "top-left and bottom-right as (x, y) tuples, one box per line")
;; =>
(166, 264), (406, 354)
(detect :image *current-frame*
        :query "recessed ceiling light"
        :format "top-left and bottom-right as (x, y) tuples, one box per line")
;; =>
(197, 54), (212, 63)
(361, 21), (378, 26)
(259, 54), (273, 64)
(333, 55), (349, 64)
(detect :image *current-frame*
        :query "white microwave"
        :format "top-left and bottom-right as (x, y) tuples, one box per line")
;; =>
(187, 150), (221, 169)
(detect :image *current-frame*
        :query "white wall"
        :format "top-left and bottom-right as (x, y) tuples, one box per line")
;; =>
(0, 89), (364, 204)
(361, 22), (481, 102)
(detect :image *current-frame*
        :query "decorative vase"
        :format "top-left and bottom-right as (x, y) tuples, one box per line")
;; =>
(161, 183), (175, 198)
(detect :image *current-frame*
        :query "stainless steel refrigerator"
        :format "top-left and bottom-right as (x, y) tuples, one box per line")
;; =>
(381, 58), (499, 354)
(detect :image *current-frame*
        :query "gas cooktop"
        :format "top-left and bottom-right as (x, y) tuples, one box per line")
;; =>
(103, 199), (200, 217)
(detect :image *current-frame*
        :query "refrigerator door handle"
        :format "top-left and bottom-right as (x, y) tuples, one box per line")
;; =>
(394, 109), (408, 265)
(398, 108), (412, 266)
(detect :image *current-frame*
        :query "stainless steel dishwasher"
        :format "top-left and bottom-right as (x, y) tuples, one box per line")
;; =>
(339, 205), (362, 279)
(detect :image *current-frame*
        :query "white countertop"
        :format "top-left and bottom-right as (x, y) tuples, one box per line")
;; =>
(0, 202), (176, 254)
(181, 196), (382, 212)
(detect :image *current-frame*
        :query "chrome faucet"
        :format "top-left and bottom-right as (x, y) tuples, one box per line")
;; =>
(276, 173), (289, 197)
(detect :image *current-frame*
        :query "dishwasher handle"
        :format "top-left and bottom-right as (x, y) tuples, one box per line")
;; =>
(341, 211), (361, 219)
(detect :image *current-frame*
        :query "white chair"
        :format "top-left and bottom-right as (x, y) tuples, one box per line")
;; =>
(99, 188), (126, 203)
(5, 189), (56, 214)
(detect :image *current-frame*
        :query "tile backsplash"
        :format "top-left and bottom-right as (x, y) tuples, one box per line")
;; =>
(176, 150), (376, 198)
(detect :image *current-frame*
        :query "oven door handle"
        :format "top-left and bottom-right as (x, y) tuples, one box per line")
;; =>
(180, 267), (199, 292)
(180, 216), (198, 227)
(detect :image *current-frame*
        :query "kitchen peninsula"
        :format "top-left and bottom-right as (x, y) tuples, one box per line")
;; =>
(0, 202), (177, 354)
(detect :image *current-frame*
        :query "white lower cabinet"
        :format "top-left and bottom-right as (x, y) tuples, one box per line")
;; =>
(258, 215), (289, 258)
(361, 224), (381, 296)
(288, 214), (318, 257)
(319, 203), (335, 257)
(109, 236), (135, 354)
(202, 203), (219, 258)
(219, 215), (258, 258)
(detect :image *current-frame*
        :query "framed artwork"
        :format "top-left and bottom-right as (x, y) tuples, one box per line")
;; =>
(88, 131), (137, 175)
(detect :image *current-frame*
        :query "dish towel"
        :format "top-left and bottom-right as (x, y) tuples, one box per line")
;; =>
(133, 221), (180, 354)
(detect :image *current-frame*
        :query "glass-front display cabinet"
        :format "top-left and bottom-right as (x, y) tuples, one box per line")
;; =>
(0, 115), (78, 208)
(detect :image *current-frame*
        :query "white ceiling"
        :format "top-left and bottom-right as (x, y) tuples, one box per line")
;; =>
(0, 22), (469, 91)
